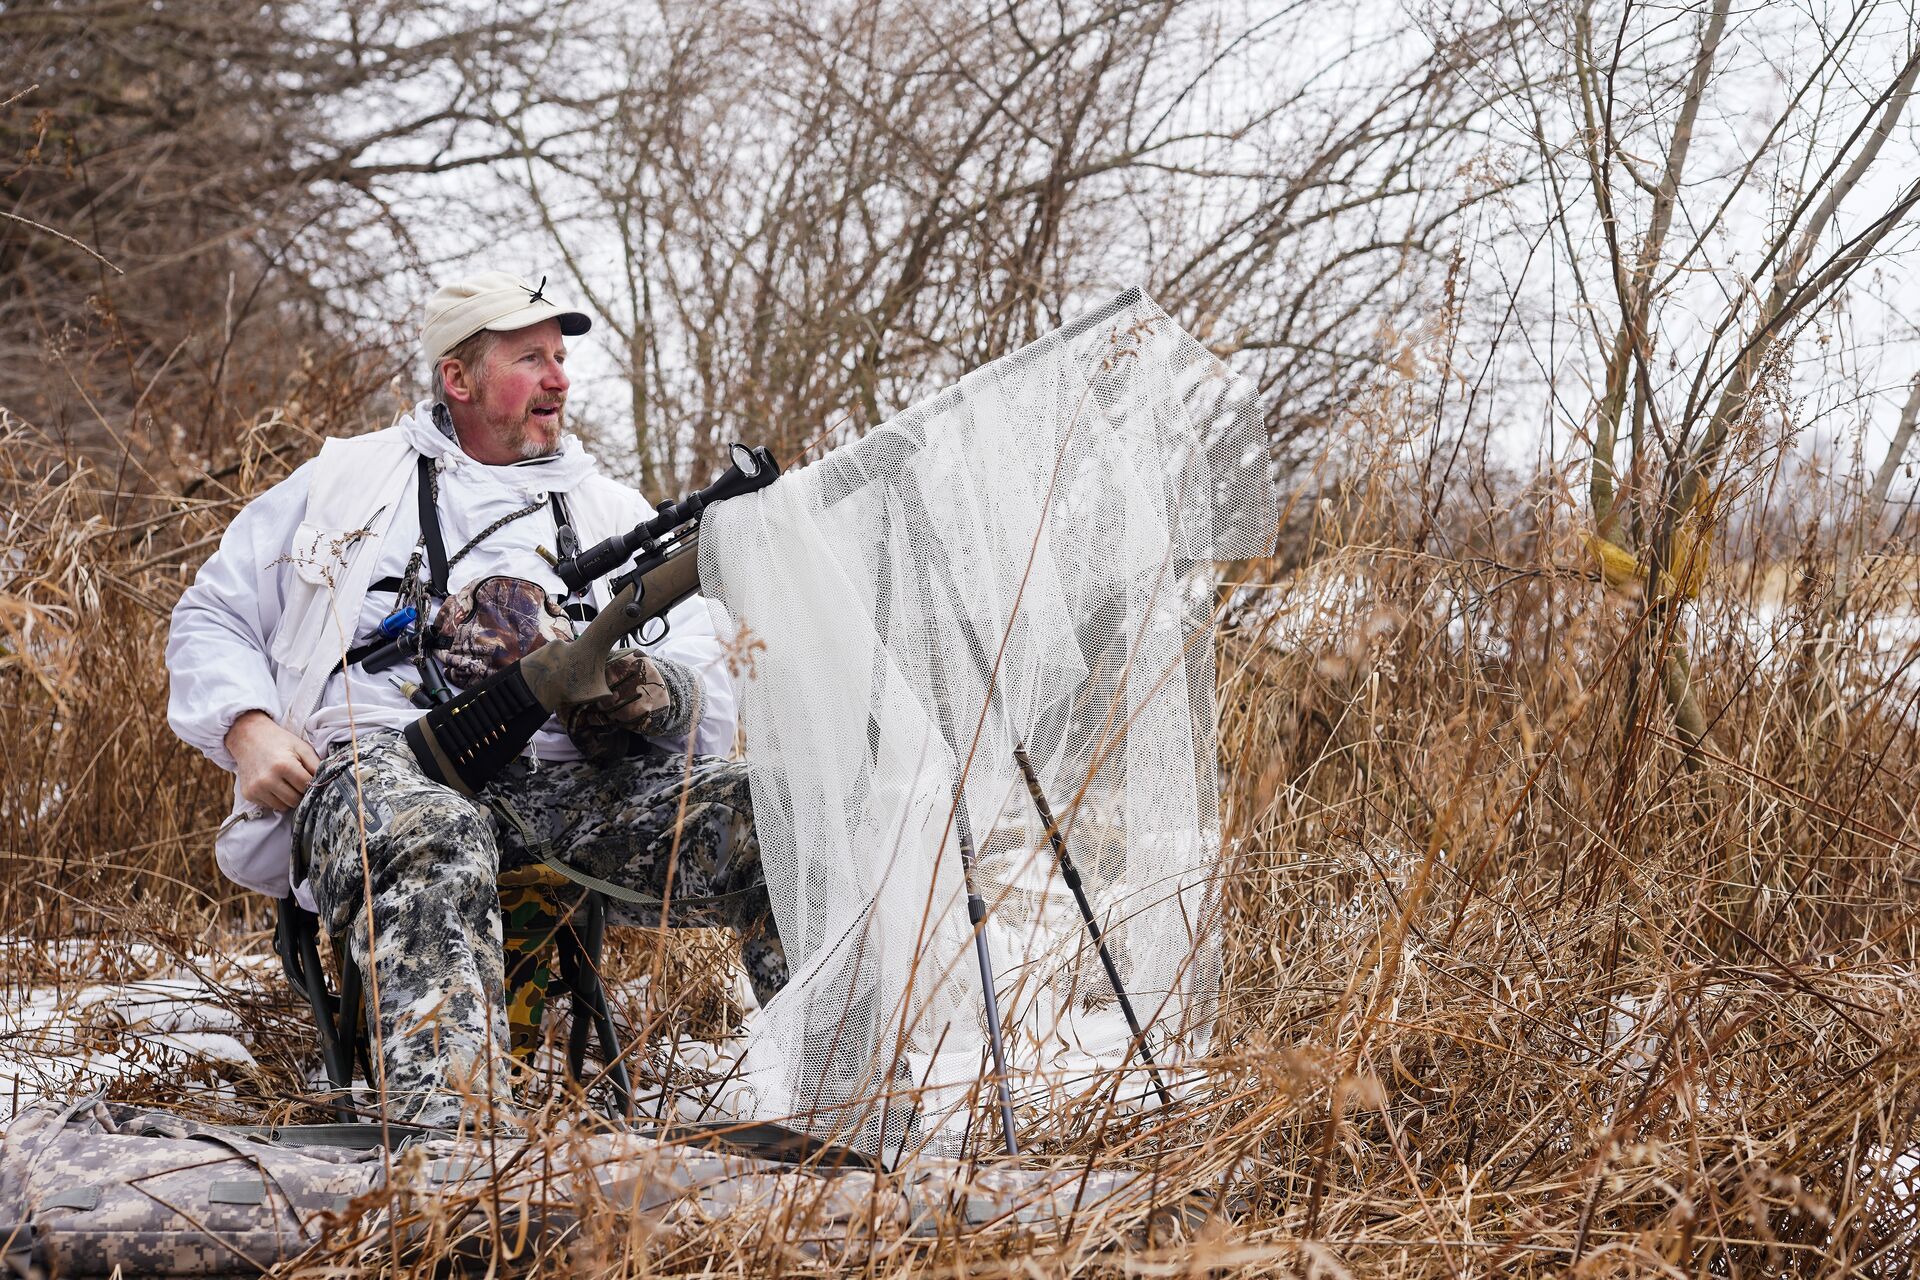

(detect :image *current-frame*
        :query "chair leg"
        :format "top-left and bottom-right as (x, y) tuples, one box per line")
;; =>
(562, 914), (591, 1081)
(592, 991), (633, 1119)
(564, 996), (587, 1067)
(336, 947), (367, 1123)
(559, 893), (632, 1119)
(276, 897), (365, 1123)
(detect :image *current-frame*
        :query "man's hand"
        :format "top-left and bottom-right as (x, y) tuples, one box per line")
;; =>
(226, 710), (321, 812)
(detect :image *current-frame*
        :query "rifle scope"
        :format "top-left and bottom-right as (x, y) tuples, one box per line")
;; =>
(551, 442), (779, 593)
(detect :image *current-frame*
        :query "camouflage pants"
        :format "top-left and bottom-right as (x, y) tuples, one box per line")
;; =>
(294, 728), (786, 1126)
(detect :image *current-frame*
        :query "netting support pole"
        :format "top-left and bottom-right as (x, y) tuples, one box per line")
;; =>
(1012, 743), (1177, 1111)
(968, 888), (1021, 1155)
(933, 629), (1021, 1157)
(892, 477), (1022, 1157)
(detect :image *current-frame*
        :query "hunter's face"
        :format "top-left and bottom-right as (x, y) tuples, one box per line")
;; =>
(467, 319), (569, 461)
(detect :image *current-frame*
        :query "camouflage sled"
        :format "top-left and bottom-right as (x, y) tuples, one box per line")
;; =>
(0, 1097), (1204, 1275)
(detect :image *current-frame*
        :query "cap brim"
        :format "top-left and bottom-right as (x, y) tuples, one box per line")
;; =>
(481, 303), (592, 339)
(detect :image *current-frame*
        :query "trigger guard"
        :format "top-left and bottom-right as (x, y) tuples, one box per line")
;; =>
(638, 615), (669, 645)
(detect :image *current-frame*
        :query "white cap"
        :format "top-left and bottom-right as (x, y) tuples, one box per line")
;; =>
(423, 271), (590, 362)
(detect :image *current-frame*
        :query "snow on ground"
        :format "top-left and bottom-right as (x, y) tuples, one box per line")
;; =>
(0, 940), (283, 1121)
(0, 932), (767, 1128)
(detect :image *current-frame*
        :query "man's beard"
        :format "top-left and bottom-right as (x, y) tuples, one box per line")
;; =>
(502, 407), (563, 459)
(462, 373), (564, 461)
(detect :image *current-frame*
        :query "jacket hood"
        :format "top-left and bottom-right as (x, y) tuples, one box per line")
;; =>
(396, 399), (601, 491)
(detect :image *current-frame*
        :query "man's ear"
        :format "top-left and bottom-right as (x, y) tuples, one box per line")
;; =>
(440, 358), (478, 404)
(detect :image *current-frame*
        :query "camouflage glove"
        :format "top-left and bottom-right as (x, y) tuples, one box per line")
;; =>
(560, 649), (701, 765)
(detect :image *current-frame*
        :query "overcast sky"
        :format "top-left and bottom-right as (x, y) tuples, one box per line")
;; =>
(328, 0), (1920, 513)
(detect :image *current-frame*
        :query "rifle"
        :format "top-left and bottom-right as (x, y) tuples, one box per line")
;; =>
(404, 443), (780, 794)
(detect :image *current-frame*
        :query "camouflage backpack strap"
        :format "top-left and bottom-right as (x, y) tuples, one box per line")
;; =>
(484, 796), (758, 912)
(167, 1126), (308, 1220)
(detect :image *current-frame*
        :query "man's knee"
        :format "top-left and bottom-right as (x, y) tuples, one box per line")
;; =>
(697, 758), (755, 817)
(302, 734), (497, 926)
(318, 785), (493, 882)
(676, 757), (755, 853)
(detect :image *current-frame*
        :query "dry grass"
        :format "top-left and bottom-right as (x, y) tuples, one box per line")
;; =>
(2, 375), (1917, 1276)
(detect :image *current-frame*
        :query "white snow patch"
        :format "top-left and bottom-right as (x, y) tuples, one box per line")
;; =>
(0, 943), (277, 1121)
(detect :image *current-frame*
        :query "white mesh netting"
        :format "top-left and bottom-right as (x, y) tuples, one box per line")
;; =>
(698, 289), (1277, 1158)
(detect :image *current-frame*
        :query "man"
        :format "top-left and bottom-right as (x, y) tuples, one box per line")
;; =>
(167, 271), (785, 1126)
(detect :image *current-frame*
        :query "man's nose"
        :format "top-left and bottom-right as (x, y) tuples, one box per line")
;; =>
(543, 358), (568, 393)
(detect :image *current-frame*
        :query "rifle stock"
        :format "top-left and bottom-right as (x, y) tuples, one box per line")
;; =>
(521, 534), (702, 709)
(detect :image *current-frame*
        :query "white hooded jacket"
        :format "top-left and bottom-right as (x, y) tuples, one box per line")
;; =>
(167, 401), (738, 899)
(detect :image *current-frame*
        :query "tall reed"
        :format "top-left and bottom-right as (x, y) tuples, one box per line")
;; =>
(2, 373), (1915, 1274)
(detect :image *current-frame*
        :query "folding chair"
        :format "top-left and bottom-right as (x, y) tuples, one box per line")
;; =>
(273, 865), (633, 1122)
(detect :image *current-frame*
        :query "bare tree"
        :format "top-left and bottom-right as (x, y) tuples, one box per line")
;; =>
(0, 0), (594, 476)
(1534, 0), (1920, 752)
(487, 0), (1521, 491)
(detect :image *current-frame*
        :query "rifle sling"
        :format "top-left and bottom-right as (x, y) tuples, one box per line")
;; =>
(487, 796), (756, 913)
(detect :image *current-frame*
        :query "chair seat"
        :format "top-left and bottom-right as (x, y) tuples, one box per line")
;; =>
(497, 867), (587, 1061)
